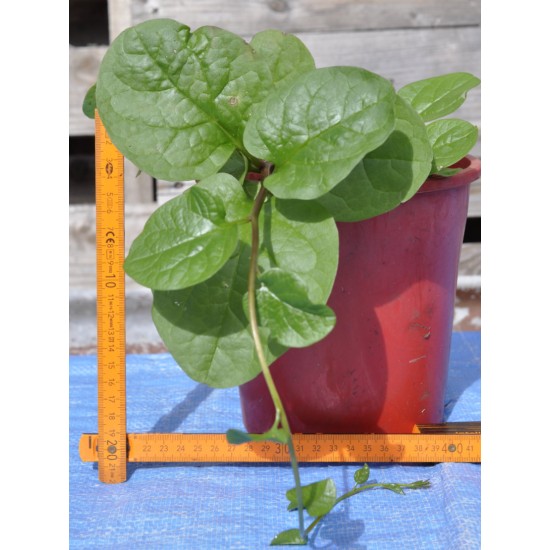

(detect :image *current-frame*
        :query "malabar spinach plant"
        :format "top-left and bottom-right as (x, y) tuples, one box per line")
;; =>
(84, 18), (479, 545)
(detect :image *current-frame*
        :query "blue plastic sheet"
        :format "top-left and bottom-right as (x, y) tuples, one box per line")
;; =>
(69, 331), (480, 549)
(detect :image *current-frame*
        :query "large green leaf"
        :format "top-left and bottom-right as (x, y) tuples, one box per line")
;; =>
(250, 30), (315, 89)
(256, 269), (336, 348)
(243, 66), (396, 200)
(427, 119), (478, 171)
(124, 174), (246, 290)
(152, 241), (284, 388)
(286, 478), (337, 517)
(315, 96), (432, 221)
(96, 19), (271, 181)
(258, 199), (338, 304)
(398, 72), (480, 122)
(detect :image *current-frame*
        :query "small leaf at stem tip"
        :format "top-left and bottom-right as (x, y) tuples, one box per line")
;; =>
(382, 484), (406, 495)
(353, 464), (370, 485)
(270, 528), (307, 546)
(410, 480), (431, 489)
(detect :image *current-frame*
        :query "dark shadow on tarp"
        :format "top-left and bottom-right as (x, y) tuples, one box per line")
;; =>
(92, 383), (215, 480)
(307, 464), (366, 549)
(148, 383), (215, 433)
(310, 510), (366, 549)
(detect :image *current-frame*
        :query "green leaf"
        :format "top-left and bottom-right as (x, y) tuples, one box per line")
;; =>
(152, 241), (286, 388)
(354, 464), (371, 485)
(431, 167), (461, 177)
(150, 195), (337, 388)
(315, 95), (432, 220)
(244, 66), (396, 200)
(407, 480), (431, 490)
(381, 484), (406, 495)
(398, 72), (480, 122)
(196, 172), (252, 222)
(258, 199), (338, 304)
(427, 119), (478, 171)
(250, 30), (315, 89)
(124, 175), (243, 290)
(227, 403), (287, 444)
(96, 19), (272, 181)
(220, 151), (248, 182)
(256, 269), (336, 347)
(82, 84), (96, 119)
(226, 427), (287, 445)
(270, 529), (307, 546)
(286, 478), (337, 517)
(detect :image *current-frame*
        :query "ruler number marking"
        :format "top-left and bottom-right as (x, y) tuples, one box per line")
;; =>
(95, 112), (127, 483)
(80, 430), (480, 464)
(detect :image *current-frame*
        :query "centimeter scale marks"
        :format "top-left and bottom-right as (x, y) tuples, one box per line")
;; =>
(95, 112), (127, 483)
(80, 423), (481, 464)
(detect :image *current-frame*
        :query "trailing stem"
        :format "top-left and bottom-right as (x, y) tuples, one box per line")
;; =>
(303, 480), (431, 536)
(247, 169), (307, 540)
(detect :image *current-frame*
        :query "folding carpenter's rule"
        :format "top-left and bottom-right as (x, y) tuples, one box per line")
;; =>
(89, 114), (481, 483)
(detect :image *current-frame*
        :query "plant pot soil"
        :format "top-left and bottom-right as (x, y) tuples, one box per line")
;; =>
(239, 155), (481, 434)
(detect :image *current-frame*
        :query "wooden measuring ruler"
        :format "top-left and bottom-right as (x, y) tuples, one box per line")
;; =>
(89, 116), (480, 479)
(95, 112), (127, 483)
(79, 422), (480, 464)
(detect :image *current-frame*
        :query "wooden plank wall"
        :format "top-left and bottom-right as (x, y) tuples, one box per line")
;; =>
(130, 0), (480, 34)
(69, 0), (481, 288)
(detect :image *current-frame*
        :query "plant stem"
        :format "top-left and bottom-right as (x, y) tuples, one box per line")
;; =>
(247, 180), (307, 540)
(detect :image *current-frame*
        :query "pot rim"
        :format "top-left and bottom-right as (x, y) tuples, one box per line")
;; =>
(418, 155), (481, 194)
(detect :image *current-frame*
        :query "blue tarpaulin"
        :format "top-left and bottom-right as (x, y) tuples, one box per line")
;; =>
(69, 331), (480, 549)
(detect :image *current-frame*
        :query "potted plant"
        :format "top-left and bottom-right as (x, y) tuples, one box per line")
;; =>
(83, 18), (480, 545)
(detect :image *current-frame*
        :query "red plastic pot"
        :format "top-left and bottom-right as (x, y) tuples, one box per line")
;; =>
(239, 155), (481, 434)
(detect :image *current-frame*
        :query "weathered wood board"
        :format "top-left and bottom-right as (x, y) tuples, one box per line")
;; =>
(69, 45), (106, 136)
(468, 179), (480, 218)
(130, 0), (480, 35)
(69, 26), (480, 135)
